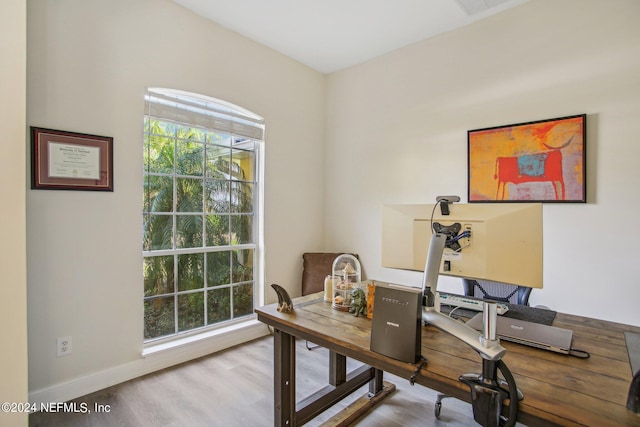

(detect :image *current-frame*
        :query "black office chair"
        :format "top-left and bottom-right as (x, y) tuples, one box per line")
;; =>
(628, 369), (640, 413)
(462, 278), (531, 306)
(434, 279), (531, 419)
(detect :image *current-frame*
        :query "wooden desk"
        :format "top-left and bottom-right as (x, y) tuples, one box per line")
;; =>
(256, 293), (640, 427)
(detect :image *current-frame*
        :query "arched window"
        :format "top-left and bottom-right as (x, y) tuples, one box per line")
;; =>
(142, 88), (263, 342)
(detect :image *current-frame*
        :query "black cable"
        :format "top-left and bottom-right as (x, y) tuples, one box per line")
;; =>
(447, 230), (471, 243)
(496, 359), (519, 427)
(429, 202), (440, 234)
(409, 355), (428, 385)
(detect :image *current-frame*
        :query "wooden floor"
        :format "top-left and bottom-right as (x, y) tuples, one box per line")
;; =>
(29, 334), (508, 427)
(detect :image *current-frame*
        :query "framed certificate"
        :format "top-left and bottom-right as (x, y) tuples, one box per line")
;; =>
(31, 127), (113, 191)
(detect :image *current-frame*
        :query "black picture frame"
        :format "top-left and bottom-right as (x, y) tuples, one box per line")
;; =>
(468, 114), (586, 203)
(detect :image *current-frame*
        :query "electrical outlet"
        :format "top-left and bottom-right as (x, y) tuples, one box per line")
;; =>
(57, 336), (72, 357)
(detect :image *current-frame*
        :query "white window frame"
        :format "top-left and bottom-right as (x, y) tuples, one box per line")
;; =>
(142, 88), (265, 345)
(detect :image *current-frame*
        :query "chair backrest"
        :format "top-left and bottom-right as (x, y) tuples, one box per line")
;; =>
(301, 252), (359, 296)
(462, 278), (531, 306)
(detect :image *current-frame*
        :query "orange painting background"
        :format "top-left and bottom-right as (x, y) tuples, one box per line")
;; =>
(468, 116), (585, 201)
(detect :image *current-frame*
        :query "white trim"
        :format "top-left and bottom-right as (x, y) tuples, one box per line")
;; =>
(145, 88), (265, 140)
(142, 315), (257, 353)
(29, 321), (270, 406)
(256, 140), (266, 307)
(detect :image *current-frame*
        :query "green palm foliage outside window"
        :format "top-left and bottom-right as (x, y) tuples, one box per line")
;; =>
(143, 89), (263, 342)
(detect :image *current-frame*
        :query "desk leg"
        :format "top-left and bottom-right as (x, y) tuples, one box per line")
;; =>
(274, 329), (295, 427)
(329, 350), (347, 386)
(369, 368), (384, 396)
(330, 350), (384, 396)
(272, 332), (388, 426)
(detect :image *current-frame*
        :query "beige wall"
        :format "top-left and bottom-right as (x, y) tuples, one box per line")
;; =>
(325, 0), (640, 324)
(27, 0), (325, 403)
(0, 0), (28, 425)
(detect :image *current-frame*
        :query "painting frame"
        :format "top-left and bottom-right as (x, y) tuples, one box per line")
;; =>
(467, 114), (586, 203)
(31, 127), (114, 191)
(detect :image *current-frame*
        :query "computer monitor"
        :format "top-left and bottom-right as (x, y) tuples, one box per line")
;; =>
(382, 203), (543, 289)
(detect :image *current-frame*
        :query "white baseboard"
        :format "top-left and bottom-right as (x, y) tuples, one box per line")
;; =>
(29, 321), (270, 406)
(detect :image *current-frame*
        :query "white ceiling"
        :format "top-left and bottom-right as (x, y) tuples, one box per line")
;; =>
(172, 0), (530, 74)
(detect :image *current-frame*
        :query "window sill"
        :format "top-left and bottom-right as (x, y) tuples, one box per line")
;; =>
(142, 318), (267, 357)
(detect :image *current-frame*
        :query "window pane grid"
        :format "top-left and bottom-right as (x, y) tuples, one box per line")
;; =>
(143, 88), (261, 343)
(143, 248), (255, 339)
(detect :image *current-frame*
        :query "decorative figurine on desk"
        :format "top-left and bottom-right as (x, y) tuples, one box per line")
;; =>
(349, 287), (367, 317)
(271, 284), (294, 313)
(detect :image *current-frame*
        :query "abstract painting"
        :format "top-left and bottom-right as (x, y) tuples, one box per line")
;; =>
(468, 114), (586, 203)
